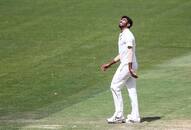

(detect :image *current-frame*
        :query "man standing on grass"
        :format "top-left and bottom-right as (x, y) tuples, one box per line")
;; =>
(101, 16), (140, 124)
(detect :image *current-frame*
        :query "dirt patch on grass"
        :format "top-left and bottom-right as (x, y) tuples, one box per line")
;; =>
(70, 118), (191, 130)
(20, 118), (191, 130)
(112, 119), (191, 130)
(158, 120), (191, 130)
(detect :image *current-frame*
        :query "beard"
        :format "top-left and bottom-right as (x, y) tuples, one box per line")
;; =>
(118, 24), (122, 29)
(119, 23), (126, 29)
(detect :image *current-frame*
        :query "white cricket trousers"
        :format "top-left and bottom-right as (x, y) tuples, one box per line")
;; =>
(110, 63), (140, 120)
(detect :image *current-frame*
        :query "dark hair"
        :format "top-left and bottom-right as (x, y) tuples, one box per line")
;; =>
(121, 16), (133, 28)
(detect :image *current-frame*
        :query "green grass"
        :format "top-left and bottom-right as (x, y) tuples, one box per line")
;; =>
(0, 0), (191, 129)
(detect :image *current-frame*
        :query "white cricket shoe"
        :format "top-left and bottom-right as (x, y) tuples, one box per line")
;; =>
(126, 114), (141, 124)
(107, 116), (125, 124)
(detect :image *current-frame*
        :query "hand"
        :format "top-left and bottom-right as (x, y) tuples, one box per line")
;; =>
(129, 69), (138, 78)
(101, 63), (110, 71)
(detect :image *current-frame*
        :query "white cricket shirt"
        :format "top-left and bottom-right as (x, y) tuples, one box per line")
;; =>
(118, 28), (137, 65)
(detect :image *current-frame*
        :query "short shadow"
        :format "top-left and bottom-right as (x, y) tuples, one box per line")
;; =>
(141, 116), (162, 123)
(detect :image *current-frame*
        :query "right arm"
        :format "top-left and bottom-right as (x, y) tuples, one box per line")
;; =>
(101, 55), (120, 71)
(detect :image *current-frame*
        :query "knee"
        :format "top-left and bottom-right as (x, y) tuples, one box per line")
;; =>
(128, 88), (137, 96)
(110, 81), (115, 89)
(110, 82), (120, 92)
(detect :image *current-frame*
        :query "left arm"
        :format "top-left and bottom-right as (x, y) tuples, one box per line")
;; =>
(127, 46), (138, 78)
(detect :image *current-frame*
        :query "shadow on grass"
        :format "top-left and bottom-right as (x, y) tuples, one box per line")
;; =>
(141, 116), (162, 123)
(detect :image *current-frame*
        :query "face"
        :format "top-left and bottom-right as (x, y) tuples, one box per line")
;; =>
(119, 18), (128, 29)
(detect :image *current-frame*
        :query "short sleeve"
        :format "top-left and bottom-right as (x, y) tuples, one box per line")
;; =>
(124, 34), (133, 47)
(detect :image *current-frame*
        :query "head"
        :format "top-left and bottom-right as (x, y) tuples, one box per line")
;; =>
(119, 16), (133, 29)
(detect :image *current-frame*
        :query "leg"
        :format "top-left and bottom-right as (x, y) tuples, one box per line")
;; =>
(110, 80), (124, 118)
(110, 64), (129, 118)
(107, 64), (129, 123)
(125, 77), (140, 122)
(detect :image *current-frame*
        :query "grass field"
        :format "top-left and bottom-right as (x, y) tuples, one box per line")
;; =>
(0, 0), (191, 129)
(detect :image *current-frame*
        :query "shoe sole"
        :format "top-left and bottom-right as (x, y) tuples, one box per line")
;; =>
(126, 120), (140, 124)
(107, 120), (126, 124)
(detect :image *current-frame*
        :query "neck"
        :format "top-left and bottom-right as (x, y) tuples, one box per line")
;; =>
(120, 27), (128, 32)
